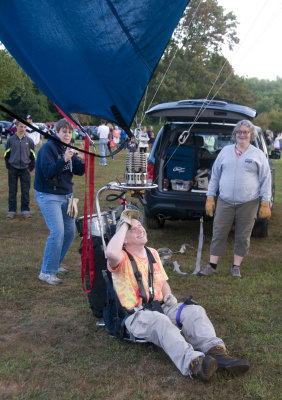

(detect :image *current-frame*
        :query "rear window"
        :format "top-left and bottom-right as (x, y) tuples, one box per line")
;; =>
(193, 133), (234, 152)
(168, 126), (235, 152)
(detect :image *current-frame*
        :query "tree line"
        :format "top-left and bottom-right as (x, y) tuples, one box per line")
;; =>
(0, 0), (281, 132)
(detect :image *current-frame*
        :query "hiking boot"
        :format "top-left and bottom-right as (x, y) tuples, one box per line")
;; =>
(231, 266), (241, 278)
(57, 266), (68, 275)
(38, 272), (62, 285)
(207, 346), (250, 375)
(190, 355), (218, 382)
(198, 264), (217, 277)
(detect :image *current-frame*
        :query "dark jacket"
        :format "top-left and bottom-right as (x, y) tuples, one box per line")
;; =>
(34, 136), (85, 194)
(4, 134), (35, 170)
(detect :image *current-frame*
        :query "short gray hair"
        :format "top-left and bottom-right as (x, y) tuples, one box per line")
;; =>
(55, 118), (73, 133)
(232, 120), (258, 141)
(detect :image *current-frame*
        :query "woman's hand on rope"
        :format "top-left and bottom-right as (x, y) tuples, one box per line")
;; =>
(76, 143), (86, 162)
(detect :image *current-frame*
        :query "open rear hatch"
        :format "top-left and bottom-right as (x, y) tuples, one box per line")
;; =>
(146, 99), (256, 123)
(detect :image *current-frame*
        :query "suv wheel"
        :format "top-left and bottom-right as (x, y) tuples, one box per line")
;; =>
(145, 215), (165, 229)
(252, 218), (268, 238)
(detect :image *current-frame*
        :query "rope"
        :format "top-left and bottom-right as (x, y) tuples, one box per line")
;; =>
(139, 0), (203, 126)
(150, 0), (273, 183)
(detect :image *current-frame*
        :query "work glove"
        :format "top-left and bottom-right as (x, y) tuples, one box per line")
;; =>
(205, 196), (215, 217)
(67, 198), (79, 219)
(258, 201), (271, 219)
(116, 209), (140, 232)
(163, 293), (178, 308)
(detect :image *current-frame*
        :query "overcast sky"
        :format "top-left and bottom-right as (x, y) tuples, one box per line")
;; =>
(217, 0), (282, 80)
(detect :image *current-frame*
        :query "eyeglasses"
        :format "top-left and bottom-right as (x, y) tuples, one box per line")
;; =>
(236, 130), (250, 136)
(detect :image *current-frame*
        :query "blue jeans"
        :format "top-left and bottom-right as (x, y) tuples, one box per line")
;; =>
(35, 191), (76, 274)
(99, 138), (108, 165)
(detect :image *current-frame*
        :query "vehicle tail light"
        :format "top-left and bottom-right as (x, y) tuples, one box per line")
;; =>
(147, 162), (154, 184)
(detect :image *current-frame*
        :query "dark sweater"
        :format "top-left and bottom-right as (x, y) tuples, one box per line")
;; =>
(34, 136), (85, 194)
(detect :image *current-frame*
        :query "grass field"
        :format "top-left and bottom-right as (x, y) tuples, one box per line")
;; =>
(0, 140), (281, 400)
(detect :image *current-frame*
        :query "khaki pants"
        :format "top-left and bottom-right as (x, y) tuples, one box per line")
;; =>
(125, 304), (224, 376)
(210, 197), (259, 257)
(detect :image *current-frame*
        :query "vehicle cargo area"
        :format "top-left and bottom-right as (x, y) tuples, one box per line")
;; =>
(159, 128), (234, 194)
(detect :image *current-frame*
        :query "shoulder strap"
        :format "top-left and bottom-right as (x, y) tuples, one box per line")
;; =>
(123, 248), (147, 305)
(123, 246), (156, 306)
(144, 246), (156, 303)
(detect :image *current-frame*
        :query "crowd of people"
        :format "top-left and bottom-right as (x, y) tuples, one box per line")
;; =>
(1, 115), (279, 383)
(96, 120), (155, 163)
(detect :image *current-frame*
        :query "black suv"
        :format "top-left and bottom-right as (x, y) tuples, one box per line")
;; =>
(144, 99), (280, 237)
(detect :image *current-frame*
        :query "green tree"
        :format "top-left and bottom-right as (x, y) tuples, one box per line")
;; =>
(137, 0), (245, 125)
(268, 109), (282, 133)
(0, 49), (61, 122)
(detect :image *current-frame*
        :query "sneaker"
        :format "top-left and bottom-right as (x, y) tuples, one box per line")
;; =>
(207, 346), (250, 375)
(38, 272), (62, 285)
(6, 213), (16, 219)
(22, 213), (32, 219)
(231, 266), (241, 278)
(190, 355), (218, 382)
(57, 266), (68, 275)
(198, 264), (217, 276)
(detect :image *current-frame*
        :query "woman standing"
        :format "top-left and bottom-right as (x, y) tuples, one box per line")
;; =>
(34, 118), (85, 285)
(199, 120), (271, 278)
(148, 125), (155, 151)
(138, 126), (149, 153)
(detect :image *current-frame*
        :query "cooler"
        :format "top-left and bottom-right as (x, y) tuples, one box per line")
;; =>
(166, 146), (197, 180)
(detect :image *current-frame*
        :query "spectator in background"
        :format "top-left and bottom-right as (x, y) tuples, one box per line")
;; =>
(46, 124), (55, 136)
(4, 120), (35, 219)
(7, 119), (17, 137)
(138, 126), (149, 153)
(148, 125), (155, 151)
(120, 128), (127, 147)
(26, 115), (40, 154)
(113, 125), (121, 150)
(34, 118), (85, 285)
(265, 130), (274, 153)
(274, 133), (282, 150)
(127, 135), (138, 152)
(97, 119), (110, 166)
(107, 123), (114, 160)
(71, 129), (77, 144)
(199, 120), (271, 278)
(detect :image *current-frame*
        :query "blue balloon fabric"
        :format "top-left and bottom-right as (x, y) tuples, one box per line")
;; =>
(0, 0), (189, 127)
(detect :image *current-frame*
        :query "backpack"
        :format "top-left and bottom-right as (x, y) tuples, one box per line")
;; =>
(79, 236), (108, 318)
(102, 270), (128, 337)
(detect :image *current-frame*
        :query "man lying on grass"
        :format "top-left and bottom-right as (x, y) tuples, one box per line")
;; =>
(106, 209), (250, 382)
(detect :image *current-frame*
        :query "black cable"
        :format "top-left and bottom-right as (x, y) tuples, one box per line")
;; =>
(105, 192), (126, 202)
(0, 104), (130, 158)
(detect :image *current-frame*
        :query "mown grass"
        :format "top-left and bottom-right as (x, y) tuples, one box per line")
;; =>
(0, 140), (281, 400)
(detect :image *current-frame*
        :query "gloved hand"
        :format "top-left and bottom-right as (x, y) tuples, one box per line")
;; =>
(116, 208), (140, 232)
(163, 293), (178, 307)
(205, 196), (215, 217)
(67, 198), (79, 219)
(259, 201), (271, 219)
